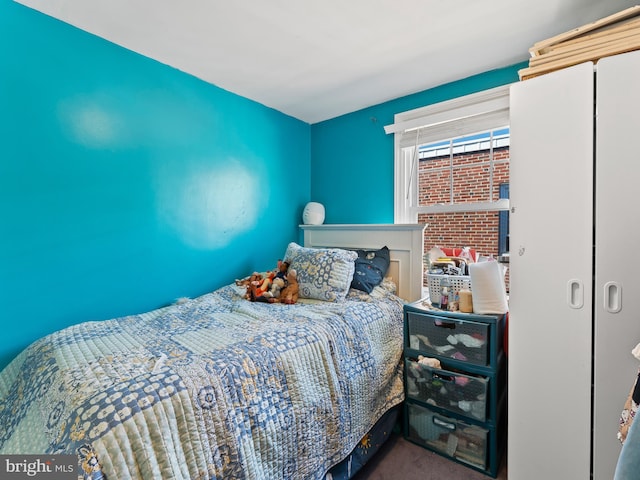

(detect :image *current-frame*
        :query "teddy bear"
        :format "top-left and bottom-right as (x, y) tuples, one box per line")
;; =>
(274, 260), (289, 281)
(247, 260), (291, 302)
(270, 268), (299, 304)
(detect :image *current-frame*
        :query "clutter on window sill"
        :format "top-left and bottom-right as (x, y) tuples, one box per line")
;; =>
(424, 246), (509, 315)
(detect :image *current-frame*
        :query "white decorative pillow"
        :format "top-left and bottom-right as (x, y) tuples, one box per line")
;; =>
(284, 242), (357, 302)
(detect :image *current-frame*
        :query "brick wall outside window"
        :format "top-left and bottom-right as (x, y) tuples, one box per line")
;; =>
(418, 146), (509, 288)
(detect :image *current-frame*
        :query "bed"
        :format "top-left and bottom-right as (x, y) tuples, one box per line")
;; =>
(0, 224), (426, 480)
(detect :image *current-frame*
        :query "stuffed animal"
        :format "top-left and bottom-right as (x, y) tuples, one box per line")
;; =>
(274, 260), (289, 281)
(417, 355), (441, 369)
(250, 271), (275, 300)
(235, 272), (261, 287)
(248, 260), (291, 302)
(271, 268), (299, 304)
(261, 277), (286, 301)
(236, 272), (263, 300)
(241, 260), (295, 303)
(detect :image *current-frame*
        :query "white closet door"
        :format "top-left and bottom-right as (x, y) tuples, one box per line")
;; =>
(508, 62), (594, 480)
(594, 50), (640, 480)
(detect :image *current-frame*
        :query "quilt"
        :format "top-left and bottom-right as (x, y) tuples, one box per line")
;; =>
(0, 283), (405, 480)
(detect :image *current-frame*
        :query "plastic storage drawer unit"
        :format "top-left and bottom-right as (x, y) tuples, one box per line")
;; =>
(406, 312), (491, 366)
(407, 402), (488, 470)
(403, 300), (506, 477)
(405, 358), (489, 421)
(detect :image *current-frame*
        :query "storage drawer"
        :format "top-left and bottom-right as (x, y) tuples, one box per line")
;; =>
(406, 311), (490, 366)
(405, 358), (489, 421)
(406, 402), (488, 470)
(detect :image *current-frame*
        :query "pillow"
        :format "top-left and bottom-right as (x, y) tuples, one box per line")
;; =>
(351, 246), (391, 294)
(284, 242), (357, 302)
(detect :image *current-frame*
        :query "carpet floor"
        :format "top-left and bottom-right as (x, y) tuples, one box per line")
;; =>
(352, 433), (507, 480)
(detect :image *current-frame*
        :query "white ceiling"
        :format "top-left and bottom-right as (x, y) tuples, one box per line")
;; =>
(14, 0), (639, 123)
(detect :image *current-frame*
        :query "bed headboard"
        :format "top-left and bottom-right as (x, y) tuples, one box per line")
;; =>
(300, 223), (427, 303)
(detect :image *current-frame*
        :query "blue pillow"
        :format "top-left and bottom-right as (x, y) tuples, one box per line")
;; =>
(351, 246), (390, 293)
(284, 242), (357, 302)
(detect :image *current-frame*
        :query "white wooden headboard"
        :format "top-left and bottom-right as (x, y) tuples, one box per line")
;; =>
(300, 223), (426, 303)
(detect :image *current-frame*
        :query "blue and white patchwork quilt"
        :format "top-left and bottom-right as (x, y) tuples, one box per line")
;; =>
(0, 284), (404, 480)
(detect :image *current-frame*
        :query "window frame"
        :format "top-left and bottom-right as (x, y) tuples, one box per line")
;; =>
(385, 85), (512, 223)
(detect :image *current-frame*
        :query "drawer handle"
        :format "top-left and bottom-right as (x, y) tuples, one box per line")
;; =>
(434, 320), (456, 330)
(433, 372), (454, 383)
(433, 416), (457, 431)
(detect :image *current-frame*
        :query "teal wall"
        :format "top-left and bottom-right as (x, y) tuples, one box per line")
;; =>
(310, 63), (526, 224)
(0, 1), (526, 371)
(0, 2), (310, 369)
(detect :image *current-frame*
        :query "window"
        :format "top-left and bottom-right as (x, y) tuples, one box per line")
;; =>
(416, 128), (509, 211)
(385, 84), (511, 222)
(385, 85), (511, 286)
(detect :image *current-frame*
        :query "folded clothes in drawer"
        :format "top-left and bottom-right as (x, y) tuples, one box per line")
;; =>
(407, 402), (488, 470)
(407, 312), (490, 366)
(405, 358), (488, 421)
